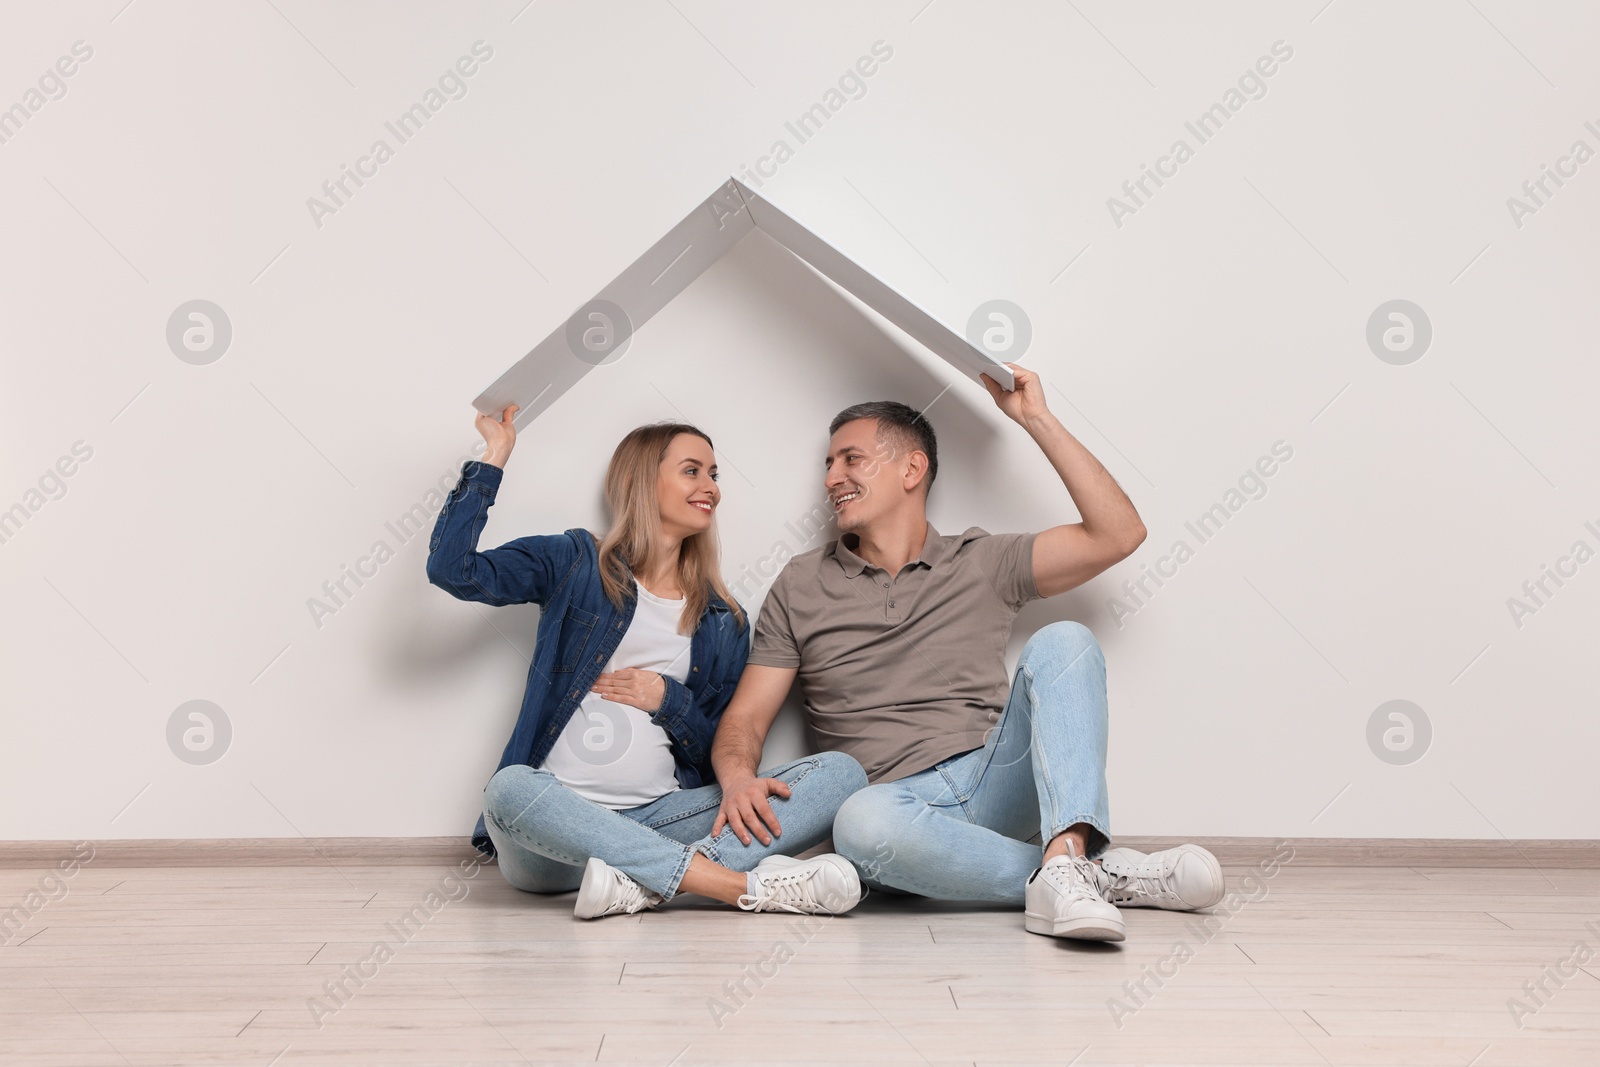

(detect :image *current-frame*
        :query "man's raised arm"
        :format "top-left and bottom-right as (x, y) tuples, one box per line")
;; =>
(980, 362), (1148, 598)
(709, 664), (798, 846)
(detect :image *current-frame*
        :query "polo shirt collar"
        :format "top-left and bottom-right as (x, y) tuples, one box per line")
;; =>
(835, 522), (943, 577)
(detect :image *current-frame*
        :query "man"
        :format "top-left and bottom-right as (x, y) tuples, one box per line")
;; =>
(708, 363), (1224, 941)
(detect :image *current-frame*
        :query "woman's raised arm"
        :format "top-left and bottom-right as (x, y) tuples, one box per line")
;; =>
(426, 404), (573, 606)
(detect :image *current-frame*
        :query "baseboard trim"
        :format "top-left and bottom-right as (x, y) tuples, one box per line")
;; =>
(1129, 837), (1600, 868)
(0, 836), (1596, 869)
(0, 837), (485, 868)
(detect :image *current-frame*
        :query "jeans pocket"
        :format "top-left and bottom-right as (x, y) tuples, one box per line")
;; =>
(929, 753), (983, 808)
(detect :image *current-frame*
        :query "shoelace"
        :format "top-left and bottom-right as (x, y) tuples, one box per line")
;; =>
(602, 868), (659, 915)
(1043, 854), (1104, 901)
(1101, 861), (1175, 906)
(737, 867), (822, 914)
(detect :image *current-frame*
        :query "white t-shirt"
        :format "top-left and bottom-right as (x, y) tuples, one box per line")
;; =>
(540, 582), (691, 809)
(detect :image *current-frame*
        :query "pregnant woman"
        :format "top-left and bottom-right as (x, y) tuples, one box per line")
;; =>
(427, 404), (867, 919)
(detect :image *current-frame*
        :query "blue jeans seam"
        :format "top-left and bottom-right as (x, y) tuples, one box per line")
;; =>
(762, 756), (821, 788)
(931, 765), (963, 808)
(1023, 663), (1068, 842)
(620, 820), (697, 899)
(940, 694), (1019, 816)
(663, 843), (696, 899)
(933, 754), (981, 809)
(697, 834), (730, 867)
(636, 791), (724, 831)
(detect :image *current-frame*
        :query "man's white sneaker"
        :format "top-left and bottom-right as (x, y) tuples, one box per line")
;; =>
(1024, 853), (1125, 941)
(573, 857), (663, 920)
(738, 853), (863, 915)
(1099, 844), (1225, 911)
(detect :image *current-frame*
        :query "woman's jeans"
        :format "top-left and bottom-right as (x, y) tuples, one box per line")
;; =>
(483, 751), (867, 900)
(831, 621), (1112, 905)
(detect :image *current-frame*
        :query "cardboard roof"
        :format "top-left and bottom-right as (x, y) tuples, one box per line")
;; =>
(473, 176), (1011, 425)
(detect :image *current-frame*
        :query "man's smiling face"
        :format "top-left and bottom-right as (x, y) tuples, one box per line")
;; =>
(824, 418), (922, 534)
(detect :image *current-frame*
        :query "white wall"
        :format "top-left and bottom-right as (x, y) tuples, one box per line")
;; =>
(3, 1), (1595, 842)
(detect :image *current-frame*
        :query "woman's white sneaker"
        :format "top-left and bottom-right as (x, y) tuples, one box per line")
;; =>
(1098, 844), (1225, 911)
(574, 857), (663, 919)
(738, 854), (863, 915)
(1024, 853), (1125, 941)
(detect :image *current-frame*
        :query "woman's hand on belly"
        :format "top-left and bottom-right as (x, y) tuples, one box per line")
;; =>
(590, 668), (666, 713)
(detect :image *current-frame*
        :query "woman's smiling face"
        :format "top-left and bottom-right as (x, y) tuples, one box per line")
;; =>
(657, 432), (720, 538)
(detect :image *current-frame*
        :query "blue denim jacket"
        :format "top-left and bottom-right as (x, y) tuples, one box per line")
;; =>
(426, 460), (750, 857)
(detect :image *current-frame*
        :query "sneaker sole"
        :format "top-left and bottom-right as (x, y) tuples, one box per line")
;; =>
(1024, 910), (1126, 941)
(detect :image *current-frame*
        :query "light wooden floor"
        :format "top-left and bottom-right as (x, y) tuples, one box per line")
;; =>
(3, 852), (1599, 1065)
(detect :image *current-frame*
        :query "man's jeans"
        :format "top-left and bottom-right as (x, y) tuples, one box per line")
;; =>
(832, 621), (1111, 905)
(484, 751), (867, 900)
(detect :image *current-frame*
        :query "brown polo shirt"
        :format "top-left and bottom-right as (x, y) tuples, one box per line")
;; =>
(748, 522), (1040, 783)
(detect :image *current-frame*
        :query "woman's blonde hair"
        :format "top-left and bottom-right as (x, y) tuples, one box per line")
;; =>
(596, 422), (746, 635)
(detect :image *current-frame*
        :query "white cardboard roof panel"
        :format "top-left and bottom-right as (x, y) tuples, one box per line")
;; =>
(473, 176), (1011, 428)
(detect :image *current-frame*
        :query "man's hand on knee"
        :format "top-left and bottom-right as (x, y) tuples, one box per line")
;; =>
(712, 776), (793, 846)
